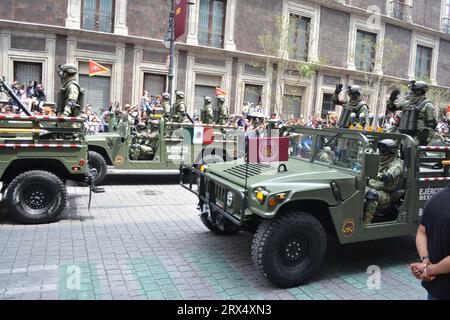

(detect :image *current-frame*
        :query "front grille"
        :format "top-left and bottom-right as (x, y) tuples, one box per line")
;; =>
(224, 163), (276, 179)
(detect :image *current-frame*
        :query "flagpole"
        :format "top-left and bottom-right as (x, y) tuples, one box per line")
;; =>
(168, 0), (175, 106)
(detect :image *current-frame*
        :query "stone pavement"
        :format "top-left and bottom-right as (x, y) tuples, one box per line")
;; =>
(0, 173), (427, 300)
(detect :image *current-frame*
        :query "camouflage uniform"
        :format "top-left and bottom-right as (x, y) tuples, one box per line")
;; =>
(56, 64), (82, 117)
(172, 91), (186, 123)
(317, 147), (333, 164)
(333, 84), (369, 128)
(216, 96), (228, 125)
(386, 82), (437, 146)
(130, 122), (160, 160)
(200, 96), (214, 124)
(161, 93), (171, 121)
(364, 139), (404, 224)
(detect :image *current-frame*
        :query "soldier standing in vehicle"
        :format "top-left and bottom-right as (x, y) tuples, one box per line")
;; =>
(333, 84), (369, 128)
(386, 81), (437, 146)
(161, 92), (171, 121)
(200, 96), (214, 124)
(172, 91), (187, 123)
(216, 96), (228, 125)
(363, 139), (404, 224)
(57, 64), (83, 117)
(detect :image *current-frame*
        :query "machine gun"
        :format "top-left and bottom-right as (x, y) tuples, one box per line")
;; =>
(0, 77), (33, 116)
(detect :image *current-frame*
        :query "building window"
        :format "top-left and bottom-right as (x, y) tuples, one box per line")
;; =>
(355, 30), (377, 72)
(143, 73), (167, 97)
(198, 0), (226, 48)
(415, 45), (432, 79)
(288, 14), (311, 61)
(283, 94), (301, 119)
(321, 93), (335, 118)
(388, 0), (412, 21)
(244, 84), (263, 109)
(13, 61), (42, 85)
(79, 62), (112, 113)
(82, 0), (114, 33)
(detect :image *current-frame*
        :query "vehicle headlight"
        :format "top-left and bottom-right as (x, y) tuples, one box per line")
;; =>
(226, 191), (233, 207)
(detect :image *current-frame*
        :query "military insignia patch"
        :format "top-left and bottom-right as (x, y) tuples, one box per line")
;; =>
(115, 156), (124, 166)
(342, 219), (356, 238)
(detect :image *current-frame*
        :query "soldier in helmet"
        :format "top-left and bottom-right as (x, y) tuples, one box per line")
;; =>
(333, 84), (369, 128)
(386, 81), (437, 146)
(216, 96), (228, 125)
(161, 92), (171, 121)
(57, 64), (83, 117)
(364, 139), (404, 224)
(200, 96), (214, 124)
(172, 91), (186, 123)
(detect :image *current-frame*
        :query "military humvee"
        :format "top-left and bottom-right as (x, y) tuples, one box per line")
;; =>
(87, 119), (241, 185)
(181, 126), (450, 287)
(0, 78), (94, 224)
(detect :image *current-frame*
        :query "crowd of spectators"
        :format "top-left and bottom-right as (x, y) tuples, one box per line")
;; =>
(4, 80), (48, 115)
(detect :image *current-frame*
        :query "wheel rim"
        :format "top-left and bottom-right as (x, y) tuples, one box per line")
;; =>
(280, 234), (310, 267)
(21, 183), (53, 215)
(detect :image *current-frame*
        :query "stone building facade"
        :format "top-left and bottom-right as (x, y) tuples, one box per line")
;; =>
(0, 0), (449, 118)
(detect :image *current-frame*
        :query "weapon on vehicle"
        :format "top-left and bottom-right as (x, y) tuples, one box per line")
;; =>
(184, 112), (195, 124)
(0, 77), (33, 116)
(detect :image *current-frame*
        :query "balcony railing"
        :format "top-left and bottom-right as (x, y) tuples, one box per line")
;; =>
(442, 18), (450, 34)
(388, 1), (412, 22)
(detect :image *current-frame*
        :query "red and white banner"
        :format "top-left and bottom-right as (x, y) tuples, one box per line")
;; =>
(215, 87), (228, 97)
(248, 137), (289, 163)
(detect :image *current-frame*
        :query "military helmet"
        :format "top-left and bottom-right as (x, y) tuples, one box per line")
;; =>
(347, 85), (362, 96)
(176, 91), (185, 99)
(162, 92), (170, 99)
(378, 139), (398, 155)
(204, 96), (212, 103)
(217, 96), (225, 102)
(411, 81), (429, 93)
(59, 64), (78, 75)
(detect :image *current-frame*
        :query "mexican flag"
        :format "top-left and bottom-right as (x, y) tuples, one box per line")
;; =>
(188, 127), (215, 145)
(248, 137), (289, 163)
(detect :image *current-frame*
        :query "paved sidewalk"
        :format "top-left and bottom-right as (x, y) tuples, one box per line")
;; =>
(0, 174), (427, 300)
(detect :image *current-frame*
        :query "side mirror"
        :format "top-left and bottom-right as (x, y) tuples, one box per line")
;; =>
(364, 153), (380, 179)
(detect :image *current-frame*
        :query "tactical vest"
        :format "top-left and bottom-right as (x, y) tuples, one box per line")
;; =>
(57, 80), (84, 112)
(213, 107), (220, 123)
(151, 106), (164, 120)
(338, 101), (366, 128)
(398, 99), (430, 134)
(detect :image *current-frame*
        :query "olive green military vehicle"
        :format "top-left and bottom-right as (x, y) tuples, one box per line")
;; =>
(0, 77), (96, 224)
(86, 119), (241, 185)
(181, 126), (450, 287)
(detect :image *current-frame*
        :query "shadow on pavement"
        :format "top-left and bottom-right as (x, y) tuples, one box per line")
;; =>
(102, 174), (179, 185)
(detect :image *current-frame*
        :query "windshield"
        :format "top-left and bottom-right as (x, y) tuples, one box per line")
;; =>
(288, 133), (313, 161)
(314, 135), (363, 174)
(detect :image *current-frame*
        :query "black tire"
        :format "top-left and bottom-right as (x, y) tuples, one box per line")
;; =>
(6, 170), (67, 224)
(251, 211), (327, 288)
(200, 212), (240, 235)
(88, 151), (108, 186)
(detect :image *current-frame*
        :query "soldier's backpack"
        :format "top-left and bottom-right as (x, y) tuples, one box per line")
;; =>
(399, 99), (430, 134)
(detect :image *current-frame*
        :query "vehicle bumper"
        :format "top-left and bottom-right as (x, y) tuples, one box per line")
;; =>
(179, 164), (247, 226)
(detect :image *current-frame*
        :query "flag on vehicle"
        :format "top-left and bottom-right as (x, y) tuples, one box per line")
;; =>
(88, 60), (110, 77)
(215, 87), (228, 97)
(248, 137), (289, 163)
(190, 126), (215, 145)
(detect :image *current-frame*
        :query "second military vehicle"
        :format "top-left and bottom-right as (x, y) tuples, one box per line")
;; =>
(181, 126), (450, 287)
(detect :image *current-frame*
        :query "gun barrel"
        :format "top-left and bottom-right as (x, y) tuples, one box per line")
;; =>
(0, 77), (33, 116)
(185, 112), (195, 124)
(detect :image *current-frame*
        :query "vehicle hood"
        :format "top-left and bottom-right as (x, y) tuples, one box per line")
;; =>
(86, 132), (121, 143)
(205, 159), (357, 188)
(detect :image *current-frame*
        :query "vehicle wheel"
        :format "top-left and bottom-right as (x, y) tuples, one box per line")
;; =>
(200, 212), (240, 235)
(6, 170), (67, 224)
(252, 211), (326, 288)
(88, 151), (108, 186)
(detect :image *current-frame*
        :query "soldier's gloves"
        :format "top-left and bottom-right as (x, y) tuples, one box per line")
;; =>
(67, 99), (77, 109)
(365, 188), (379, 201)
(335, 84), (343, 94)
(380, 173), (394, 184)
(389, 89), (400, 102)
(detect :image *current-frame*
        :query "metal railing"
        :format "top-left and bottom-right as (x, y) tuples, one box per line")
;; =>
(442, 18), (450, 34)
(388, 1), (412, 22)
